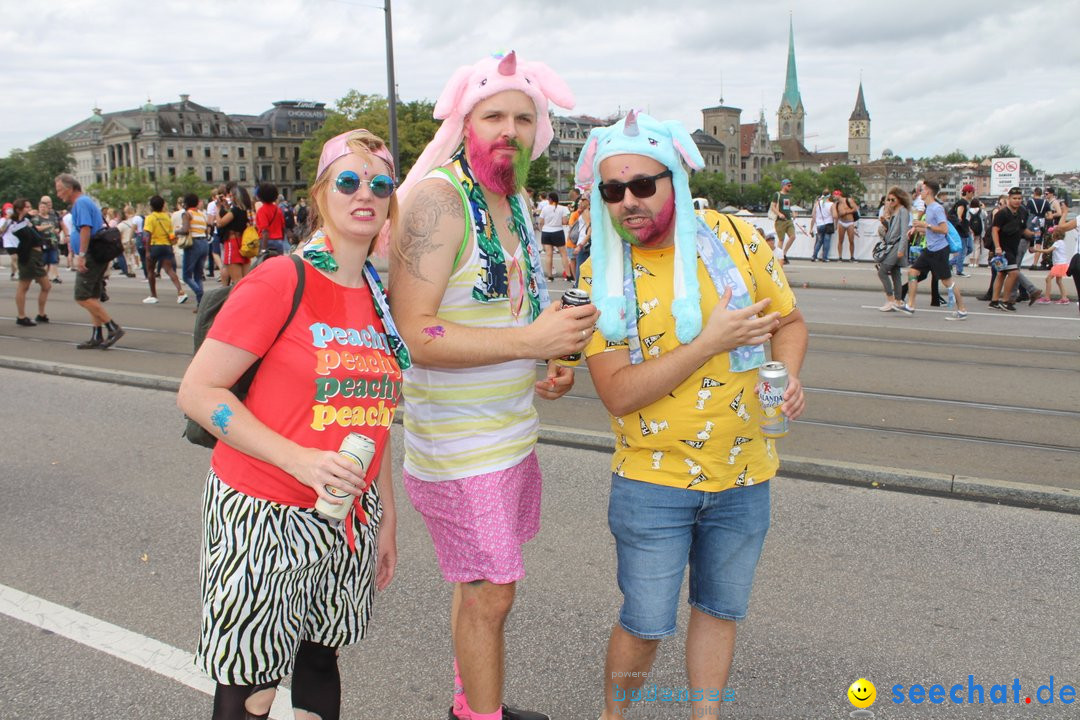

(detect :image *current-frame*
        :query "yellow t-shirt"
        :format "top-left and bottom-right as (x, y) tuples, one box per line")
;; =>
(145, 211), (174, 246)
(581, 214), (797, 493)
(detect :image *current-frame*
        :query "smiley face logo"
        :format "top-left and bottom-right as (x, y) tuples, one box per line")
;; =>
(847, 678), (876, 709)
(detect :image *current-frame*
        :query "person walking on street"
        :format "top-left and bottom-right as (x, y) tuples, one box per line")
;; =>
(898, 179), (968, 320)
(142, 195), (188, 305)
(989, 187), (1040, 311)
(538, 191), (573, 281)
(771, 178), (795, 264)
(949, 184), (975, 277)
(180, 193), (210, 308)
(876, 187), (911, 311)
(835, 189), (858, 262)
(574, 111), (806, 720)
(216, 183), (253, 286)
(811, 189), (836, 262)
(391, 51), (593, 720)
(31, 196), (62, 283)
(54, 174), (124, 348)
(10, 198), (52, 326)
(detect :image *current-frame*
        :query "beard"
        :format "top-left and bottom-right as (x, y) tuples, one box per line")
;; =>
(465, 127), (531, 196)
(612, 194), (677, 248)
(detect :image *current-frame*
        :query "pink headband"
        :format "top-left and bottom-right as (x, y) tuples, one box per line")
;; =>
(317, 130), (396, 180)
(398, 51), (574, 198)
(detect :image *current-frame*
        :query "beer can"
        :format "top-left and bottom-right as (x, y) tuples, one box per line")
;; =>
(757, 361), (789, 438)
(557, 288), (592, 366)
(315, 432), (377, 523)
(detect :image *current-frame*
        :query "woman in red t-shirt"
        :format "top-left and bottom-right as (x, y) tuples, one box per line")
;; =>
(179, 129), (408, 720)
(214, 182), (252, 286)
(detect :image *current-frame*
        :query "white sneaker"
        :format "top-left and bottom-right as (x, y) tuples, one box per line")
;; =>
(945, 311), (968, 321)
(878, 303), (896, 312)
(142, 296), (159, 304)
(177, 294), (189, 304)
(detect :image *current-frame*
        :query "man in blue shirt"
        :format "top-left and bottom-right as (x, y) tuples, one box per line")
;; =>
(898, 179), (968, 320)
(54, 174), (125, 348)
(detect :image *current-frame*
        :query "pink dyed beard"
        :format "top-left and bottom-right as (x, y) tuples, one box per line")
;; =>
(465, 128), (519, 196)
(617, 194), (676, 247)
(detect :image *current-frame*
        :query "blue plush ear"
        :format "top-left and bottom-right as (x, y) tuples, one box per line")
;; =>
(575, 129), (602, 186)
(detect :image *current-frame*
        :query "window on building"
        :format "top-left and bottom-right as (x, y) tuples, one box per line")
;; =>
(281, 165), (288, 181)
(238, 147), (245, 159)
(168, 167), (176, 179)
(166, 147), (175, 159)
(223, 167), (230, 182)
(258, 146), (266, 158)
(139, 148), (145, 159)
(741, 173), (746, 182)
(204, 146), (211, 158)
(205, 167), (213, 182)
(293, 148), (299, 160)
(239, 166), (247, 181)
(261, 165), (272, 181)
(221, 146), (229, 157)
(186, 148), (194, 159)
(149, 170), (156, 182)
(185, 123), (193, 135)
(279, 147), (286, 159)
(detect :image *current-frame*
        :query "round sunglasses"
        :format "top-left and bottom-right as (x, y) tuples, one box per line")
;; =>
(334, 170), (396, 199)
(598, 169), (673, 204)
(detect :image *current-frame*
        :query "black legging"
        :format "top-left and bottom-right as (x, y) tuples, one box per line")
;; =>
(212, 641), (340, 720)
(1069, 253), (1080, 314)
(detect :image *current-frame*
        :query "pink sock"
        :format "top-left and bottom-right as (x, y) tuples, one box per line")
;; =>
(471, 711), (501, 720)
(453, 658), (474, 720)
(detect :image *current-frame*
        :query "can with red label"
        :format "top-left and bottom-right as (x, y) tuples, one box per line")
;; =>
(757, 361), (789, 438)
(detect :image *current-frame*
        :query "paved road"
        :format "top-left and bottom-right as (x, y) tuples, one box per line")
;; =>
(2, 267), (1077, 499)
(2, 370), (1078, 719)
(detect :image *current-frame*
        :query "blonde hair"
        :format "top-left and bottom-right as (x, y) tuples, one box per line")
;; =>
(307, 129), (397, 254)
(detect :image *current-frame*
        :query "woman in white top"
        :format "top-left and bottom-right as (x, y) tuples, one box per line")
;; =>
(811, 192), (837, 262)
(537, 191), (572, 281)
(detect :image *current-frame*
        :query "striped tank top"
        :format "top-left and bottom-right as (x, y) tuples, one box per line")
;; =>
(188, 209), (208, 238)
(402, 173), (539, 482)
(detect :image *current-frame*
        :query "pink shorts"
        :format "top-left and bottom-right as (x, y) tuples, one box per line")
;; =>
(402, 452), (541, 584)
(1049, 263), (1068, 278)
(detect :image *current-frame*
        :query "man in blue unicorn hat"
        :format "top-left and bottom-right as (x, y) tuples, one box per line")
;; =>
(575, 110), (808, 720)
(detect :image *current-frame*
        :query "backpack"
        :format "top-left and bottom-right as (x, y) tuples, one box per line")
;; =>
(182, 255), (306, 448)
(87, 226), (124, 264)
(239, 224), (261, 258)
(968, 207), (983, 237)
(945, 221), (963, 253)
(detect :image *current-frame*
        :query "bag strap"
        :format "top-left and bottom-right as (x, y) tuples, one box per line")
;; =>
(250, 255), (305, 371)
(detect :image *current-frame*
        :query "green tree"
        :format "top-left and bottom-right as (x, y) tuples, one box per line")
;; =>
(820, 165), (866, 200)
(163, 170), (212, 204)
(0, 138), (74, 202)
(87, 167), (155, 210)
(298, 92), (440, 186)
(992, 144), (1016, 158)
(526, 153), (554, 193)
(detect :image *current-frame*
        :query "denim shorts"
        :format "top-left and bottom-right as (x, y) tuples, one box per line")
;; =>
(608, 474), (770, 639)
(148, 244), (176, 264)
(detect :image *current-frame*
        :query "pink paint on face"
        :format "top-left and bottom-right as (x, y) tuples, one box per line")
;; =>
(466, 126), (518, 195)
(619, 193), (676, 247)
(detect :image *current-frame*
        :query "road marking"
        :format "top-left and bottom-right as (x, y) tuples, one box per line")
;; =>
(857, 305), (1079, 321)
(0, 583), (293, 719)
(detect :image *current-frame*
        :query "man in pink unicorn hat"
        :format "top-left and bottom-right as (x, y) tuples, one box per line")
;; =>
(390, 51), (599, 720)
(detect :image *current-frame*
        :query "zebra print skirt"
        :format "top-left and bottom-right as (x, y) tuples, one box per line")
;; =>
(195, 469), (382, 685)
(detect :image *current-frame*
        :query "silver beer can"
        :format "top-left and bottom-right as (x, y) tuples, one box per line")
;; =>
(315, 432), (377, 523)
(757, 361), (789, 438)
(557, 288), (592, 366)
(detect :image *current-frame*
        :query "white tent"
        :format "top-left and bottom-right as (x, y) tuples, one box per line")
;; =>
(720, 205), (739, 213)
(735, 209), (753, 216)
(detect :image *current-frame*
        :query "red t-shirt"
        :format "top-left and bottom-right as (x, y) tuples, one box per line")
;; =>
(208, 256), (401, 507)
(255, 203), (285, 240)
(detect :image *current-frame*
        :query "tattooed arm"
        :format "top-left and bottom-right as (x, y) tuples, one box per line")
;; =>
(178, 339), (367, 504)
(390, 176), (598, 368)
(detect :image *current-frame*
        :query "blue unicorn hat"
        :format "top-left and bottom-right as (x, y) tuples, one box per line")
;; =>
(574, 110), (706, 343)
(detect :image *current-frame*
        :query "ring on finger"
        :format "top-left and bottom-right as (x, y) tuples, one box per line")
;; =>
(581, 328), (588, 338)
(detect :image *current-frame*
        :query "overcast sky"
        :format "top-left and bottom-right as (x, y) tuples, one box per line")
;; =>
(5, 0), (1079, 173)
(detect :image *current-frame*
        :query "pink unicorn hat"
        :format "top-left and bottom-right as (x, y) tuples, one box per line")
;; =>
(398, 51), (575, 197)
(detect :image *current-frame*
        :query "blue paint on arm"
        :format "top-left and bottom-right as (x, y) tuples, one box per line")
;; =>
(210, 403), (234, 435)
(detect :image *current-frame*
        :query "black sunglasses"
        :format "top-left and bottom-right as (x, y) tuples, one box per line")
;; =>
(598, 169), (673, 204)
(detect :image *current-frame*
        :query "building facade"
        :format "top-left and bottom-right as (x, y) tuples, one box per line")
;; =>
(54, 96), (327, 200)
(547, 114), (613, 194)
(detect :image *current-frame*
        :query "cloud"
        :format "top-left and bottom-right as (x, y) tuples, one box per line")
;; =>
(2, 0), (1078, 174)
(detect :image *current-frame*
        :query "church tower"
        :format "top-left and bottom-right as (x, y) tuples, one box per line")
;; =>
(776, 17), (805, 146)
(848, 82), (870, 165)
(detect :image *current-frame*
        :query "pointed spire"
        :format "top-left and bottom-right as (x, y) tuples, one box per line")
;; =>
(849, 81), (870, 121)
(623, 109), (639, 136)
(780, 15), (802, 111)
(498, 51), (517, 76)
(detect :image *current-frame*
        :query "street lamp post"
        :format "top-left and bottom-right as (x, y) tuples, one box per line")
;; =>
(384, 0), (399, 174)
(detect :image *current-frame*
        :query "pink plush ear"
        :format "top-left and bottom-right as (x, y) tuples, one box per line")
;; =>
(574, 132), (600, 186)
(667, 120), (705, 171)
(521, 60), (575, 110)
(433, 65), (474, 120)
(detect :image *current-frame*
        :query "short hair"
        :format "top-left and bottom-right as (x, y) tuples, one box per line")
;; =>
(547, 192), (559, 203)
(183, 193), (199, 209)
(923, 179), (940, 196)
(149, 195), (165, 212)
(39, 195), (52, 204)
(55, 173), (81, 192)
(1008, 186), (1023, 196)
(256, 183), (278, 204)
(1033, 187), (1042, 195)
